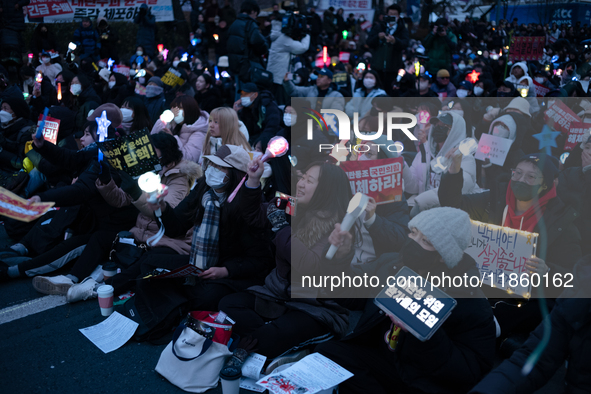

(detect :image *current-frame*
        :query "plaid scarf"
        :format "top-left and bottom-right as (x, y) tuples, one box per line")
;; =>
(189, 190), (221, 269)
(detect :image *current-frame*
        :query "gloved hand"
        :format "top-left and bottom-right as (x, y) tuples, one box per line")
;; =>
(98, 160), (111, 184)
(267, 200), (289, 232)
(118, 170), (142, 200)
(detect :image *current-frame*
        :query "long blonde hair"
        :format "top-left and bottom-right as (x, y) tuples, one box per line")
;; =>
(202, 107), (251, 156)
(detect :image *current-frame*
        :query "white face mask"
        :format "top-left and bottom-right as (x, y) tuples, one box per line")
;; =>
(294, 75), (302, 85)
(492, 124), (510, 138)
(41, 57), (50, 64)
(25, 78), (34, 86)
(363, 78), (376, 89)
(473, 86), (484, 96)
(136, 50), (143, 56)
(283, 113), (296, 126)
(535, 77), (545, 84)
(174, 109), (184, 124)
(458, 63), (466, 70)
(205, 166), (228, 189)
(0, 110), (13, 124)
(70, 83), (82, 96)
(456, 89), (469, 98)
(241, 96), (253, 107)
(108, 81), (116, 89)
(172, 60), (180, 68)
(419, 81), (429, 90)
(120, 108), (133, 123)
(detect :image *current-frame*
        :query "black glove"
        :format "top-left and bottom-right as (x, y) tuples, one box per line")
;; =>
(267, 201), (289, 232)
(118, 170), (142, 200)
(98, 161), (111, 184)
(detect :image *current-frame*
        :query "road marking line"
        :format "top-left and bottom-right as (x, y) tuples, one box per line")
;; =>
(0, 296), (67, 325)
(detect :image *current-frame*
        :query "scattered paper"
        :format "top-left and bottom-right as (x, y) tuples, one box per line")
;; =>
(79, 312), (139, 354)
(239, 353), (267, 392)
(257, 353), (352, 394)
(240, 377), (265, 393)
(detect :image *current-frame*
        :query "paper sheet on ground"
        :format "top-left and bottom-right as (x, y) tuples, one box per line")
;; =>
(79, 312), (139, 353)
(240, 353), (266, 392)
(257, 353), (353, 394)
(0, 187), (54, 222)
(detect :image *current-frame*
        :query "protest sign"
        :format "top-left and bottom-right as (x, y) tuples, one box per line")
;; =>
(544, 100), (582, 134)
(508, 36), (545, 62)
(0, 187), (54, 222)
(36, 114), (60, 145)
(465, 220), (537, 298)
(134, 84), (146, 96)
(113, 65), (130, 79)
(161, 69), (184, 87)
(25, 0), (173, 23)
(97, 129), (161, 177)
(532, 80), (550, 97)
(475, 134), (514, 166)
(564, 122), (591, 151)
(374, 266), (457, 342)
(339, 157), (403, 204)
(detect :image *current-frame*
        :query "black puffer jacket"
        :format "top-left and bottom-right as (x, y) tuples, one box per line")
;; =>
(227, 14), (268, 80)
(0, 0), (30, 32)
(470, 255), (591, 394)
(238, 90), (281, 145)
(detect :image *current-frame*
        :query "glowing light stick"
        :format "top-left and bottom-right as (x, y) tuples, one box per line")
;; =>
(57, 83), (62, 101)
(467, 70), (480, 84)
(160, 110), (174, 127)
(68, 42), (77, 51)
(397, 68), (405, 82)
(138, 172), (167, 246)
(36, 107), (50, 139)
(95, 111), (111, 163)
(431, 138), (478, 174)
(162, 49), (168, 61)
(418, 110), (430, 124)
(215, 66), (220, 80)
(181, 53), (189, 62)
(323, 46), (328, 65)
(518, 85), (529, 98)
(213, 34), (219, 41)
(108, 58), (114, 70)
(326, 193), (369, 260)
(157, 44), (164, 53)
(414, 61), (420, 77)
(227, 137), (289, 203)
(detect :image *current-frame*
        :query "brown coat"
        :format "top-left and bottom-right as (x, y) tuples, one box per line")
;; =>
(96, 160), (202, 254)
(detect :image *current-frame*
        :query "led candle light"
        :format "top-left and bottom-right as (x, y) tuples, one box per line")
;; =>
(57, 83), (62, 101)
(326, 193), (369, 260)
(160, 110), (174, 127)
(227, 137), (289, 203)
(518, 85), (529, 98)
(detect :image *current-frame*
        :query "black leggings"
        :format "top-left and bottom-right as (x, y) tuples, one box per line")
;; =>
(219, 292), (331, 359)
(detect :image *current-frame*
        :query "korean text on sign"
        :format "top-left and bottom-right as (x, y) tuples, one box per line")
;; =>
(340, 157), (403, 204)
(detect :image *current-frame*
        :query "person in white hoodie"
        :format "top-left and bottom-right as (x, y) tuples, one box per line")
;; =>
(406, 112), (479, 214)
(505, 61), (527, 85)
(36, 51), (62, 87)
(266, 19), (310, 100)
(516, 75), (540, 115)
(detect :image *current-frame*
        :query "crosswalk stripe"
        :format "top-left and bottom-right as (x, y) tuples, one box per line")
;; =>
(0, 296), (67, 325)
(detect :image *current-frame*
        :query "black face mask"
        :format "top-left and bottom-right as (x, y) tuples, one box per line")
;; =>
(431, 124), (448, 143)
(401, 238), (441, 272)
(510, 180), (542, 201)
(497, 91), (512, 97)
(566, 69), (574, 76)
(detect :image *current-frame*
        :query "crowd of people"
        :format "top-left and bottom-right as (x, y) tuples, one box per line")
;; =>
(0, 0), (590, 393)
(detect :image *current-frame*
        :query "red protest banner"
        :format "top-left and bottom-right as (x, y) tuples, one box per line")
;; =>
(36, 114), (60, 144)
(340, 157), (403, 204)
(26, 0), (72, 18)
(533, 80), (550, 97)
(544, 100), (582, 134)
(564, 122), (591, 151)
(508, 37), (545, 62)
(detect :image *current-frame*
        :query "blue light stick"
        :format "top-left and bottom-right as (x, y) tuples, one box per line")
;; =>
(36, 107), (50, 140)
(96, 111), (111, 163)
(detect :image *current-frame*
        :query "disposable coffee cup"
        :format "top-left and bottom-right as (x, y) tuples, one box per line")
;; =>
(102, 262), (118, 281)
(97, 285), (114, 317)
(219, 366), (241, 394)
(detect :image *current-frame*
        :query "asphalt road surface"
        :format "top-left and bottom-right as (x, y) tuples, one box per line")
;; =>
(0, 223), (566, 394)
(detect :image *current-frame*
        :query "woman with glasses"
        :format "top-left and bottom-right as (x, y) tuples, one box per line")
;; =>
(439, 151), (581, 356)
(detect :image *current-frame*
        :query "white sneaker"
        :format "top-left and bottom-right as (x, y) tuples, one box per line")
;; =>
(32, 275), (74, 295)
(66, 277), (98, 303)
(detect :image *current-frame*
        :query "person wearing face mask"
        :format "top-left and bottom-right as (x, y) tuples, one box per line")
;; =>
(120, 96), (152, 133)
(440, 152), (581, 347)
(73, 17), (101, 61)
(142, 76), (167, 126)
(0, 97), (34, 171)
(233, 83), (282, 145)
(130, 46), (151, 66)
(493, 80), (517, 98)
(430, 69), (458, 98)
(103, 72), (131, 107)
(283, 68), (345, 112)
(517, 76), (540, 114)
(533, 69), (556, 91)
(455, 80), (473, 98)
(19, 66), (58, 120)
(366, 4), (409, 96)
(31, 24), (57, 62)
(135, 145), (273, 336)
(416, 73), (438, 97)
(35, 51), (62, 88)
(505, 61), (528, 85)
(151, 95), (210, 163)
(69, 74), (102, 130)
(134, 4), (156, 58)
(315, 207), (496, 394)
(345, 70), (387, 119)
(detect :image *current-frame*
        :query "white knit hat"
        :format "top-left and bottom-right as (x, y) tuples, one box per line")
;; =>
(408, 207), (471, 268)
(504, 97), (531, 117)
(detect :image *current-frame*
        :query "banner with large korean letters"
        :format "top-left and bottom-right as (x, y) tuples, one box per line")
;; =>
(25, 0), (173, 23)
